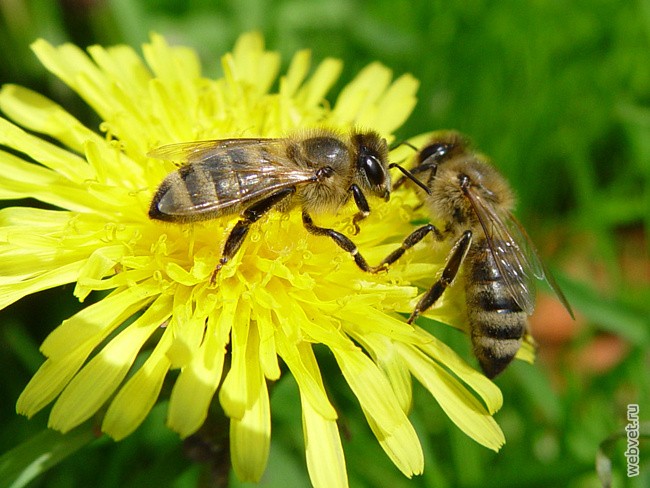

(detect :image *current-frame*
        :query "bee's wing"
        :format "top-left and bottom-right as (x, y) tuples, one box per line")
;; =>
(147, 138), (274, 164)
(150, 139), (320, 217)
(507, 215), (575, 318)
(466, 189), (572, 317)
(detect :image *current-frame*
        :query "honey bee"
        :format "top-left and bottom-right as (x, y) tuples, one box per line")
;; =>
(148, 129), (391, 282)
(383, 131), (574, 378)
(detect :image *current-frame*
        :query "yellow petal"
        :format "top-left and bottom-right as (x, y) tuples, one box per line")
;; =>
(0, 206), (72, 229)
(0, 211), (122, 288)
(41, 281), (160, 359)
(396, 343), (506, 452)
(254, 305), (281, 380)
(49, 294), (172, 432)
(339, 304), (420, 345)
(302, 393), (348, 488)
(0, 260), (83, 311)
(143, 33), (201, 86)
(364, 408), (423, 477)
(332, 346), (407, 435)
(515, 333), (536, 364)
(103, 324), (174, 440)
(218, 300), (250, 419)
(229, 323), (271, 483)
(297, 58), (343, 108)
(0, 151), (94, 213)
(74, 245), (126, 301)
(0, 84), (102, 154)
(275, 335), (337, 420)
(83, 138), (145, 190)
(86, 44), (151, 101)
(165, 285), (207, 368)
(349, 331), (412, 414)
(281, 49), (311, 98)
(369, 73), (420, 135)
(282, 295), (353, 350)
(30, 40), (105, 100)
(414, 326), (503, 414)
(331, 62), (391, 125)
(164, 262), (203, 286)
(16, 344), (94, 417)
(148, 78), (195, 143)
(0, 118), (93, 182)
(230, 32), (280, 94)
(167, 313), (229, 437)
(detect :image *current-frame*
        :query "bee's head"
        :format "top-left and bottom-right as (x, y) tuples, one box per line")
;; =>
(416, 131), (470, 178)
(428, 153), (515, 229)
(352, 131), (391, 201)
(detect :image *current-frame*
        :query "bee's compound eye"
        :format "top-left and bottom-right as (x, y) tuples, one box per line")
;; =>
(419, 143), (448, 164)
(361, 154), (386, 186)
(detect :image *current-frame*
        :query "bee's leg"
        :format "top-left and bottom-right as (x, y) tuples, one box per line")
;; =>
(349, 184), (370, 235)
(376, 223), (444, 269)
(210, 187), (295, 283)
(302, 211), (385, 273)
(407, 230), (472, 324)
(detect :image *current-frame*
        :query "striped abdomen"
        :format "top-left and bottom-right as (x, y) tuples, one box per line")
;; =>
(149, 147), (289, 223)
(465, 237), (527, 378)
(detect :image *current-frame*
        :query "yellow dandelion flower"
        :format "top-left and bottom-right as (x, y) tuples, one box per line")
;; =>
(1, 33), (505, 486)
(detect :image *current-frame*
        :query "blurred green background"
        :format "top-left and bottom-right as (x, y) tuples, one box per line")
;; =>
(0, 0), (648, 487)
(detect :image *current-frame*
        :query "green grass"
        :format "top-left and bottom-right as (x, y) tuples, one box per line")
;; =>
(0, 1), (648, 486)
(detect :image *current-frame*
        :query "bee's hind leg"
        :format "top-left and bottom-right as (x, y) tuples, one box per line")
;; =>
(210, 187), (295, 283)
(407, 230), (472, 324)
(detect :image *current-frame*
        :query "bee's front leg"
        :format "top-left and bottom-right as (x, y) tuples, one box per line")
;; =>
(348, 184), (370, 235)
(302, 211), (385, 274)
(376, 223), (444, 270)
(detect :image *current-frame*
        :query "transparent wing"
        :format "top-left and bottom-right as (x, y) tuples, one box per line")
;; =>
(466, 188), (572, 317)
(509, 215), (574, 318)
(150, 138), (320, 217)
(148, 138), (275, 164)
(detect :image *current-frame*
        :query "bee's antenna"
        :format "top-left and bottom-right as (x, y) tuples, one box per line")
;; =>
(390, 140), (418, 152)
(388, 163), (432, 195)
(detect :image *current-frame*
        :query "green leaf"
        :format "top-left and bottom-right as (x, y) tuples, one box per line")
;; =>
(556, 275), (650, 345)
(0, 424), (96, 488)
